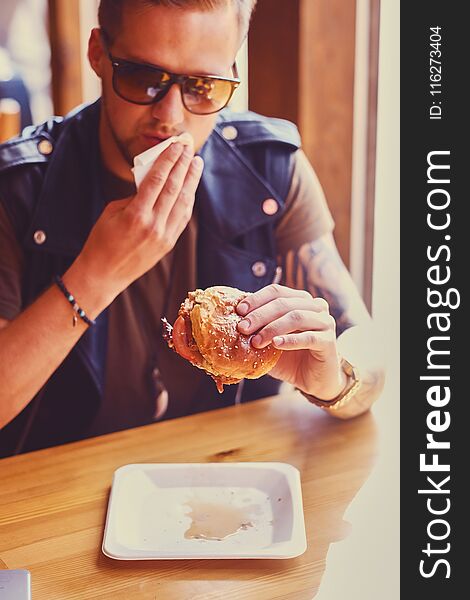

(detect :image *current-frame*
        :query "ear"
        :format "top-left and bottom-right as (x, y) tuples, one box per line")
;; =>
(88, 28), (106, 78)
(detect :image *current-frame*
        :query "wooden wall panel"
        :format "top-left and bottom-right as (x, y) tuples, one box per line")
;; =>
(299, 0), (356, 266)
(249, 0), (357, 266)
(48, 0), (83, 116)
(248, 0), (300, 124)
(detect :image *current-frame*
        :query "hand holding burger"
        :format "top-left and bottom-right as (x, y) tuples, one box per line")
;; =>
(164, 283), (347, 402)
(163, 286), (282, 392)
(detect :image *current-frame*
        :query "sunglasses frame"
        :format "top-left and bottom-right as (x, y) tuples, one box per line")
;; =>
(101, 34), (240, 115)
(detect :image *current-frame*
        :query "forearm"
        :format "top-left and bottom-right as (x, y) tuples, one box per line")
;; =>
(0, 144), (202, 430)
(283, 237), (386, 418)
(328, 325), (386, 419)
(0, 260), (113, 429)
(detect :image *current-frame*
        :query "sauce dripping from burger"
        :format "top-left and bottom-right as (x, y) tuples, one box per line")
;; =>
(162, 316), (241, 393)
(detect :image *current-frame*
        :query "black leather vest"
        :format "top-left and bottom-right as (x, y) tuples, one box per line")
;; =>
(0, 100), (300, 455)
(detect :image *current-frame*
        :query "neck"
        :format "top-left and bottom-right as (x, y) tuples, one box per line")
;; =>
(98, 106), (134, 183)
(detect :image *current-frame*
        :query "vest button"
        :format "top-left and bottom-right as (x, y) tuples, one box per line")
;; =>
(33, 230), (47, 245)
(252, 261), (267, 277)
(262, 198), (279, 215)
(222, 125), (238, 141)
(38, 139), (53, 155)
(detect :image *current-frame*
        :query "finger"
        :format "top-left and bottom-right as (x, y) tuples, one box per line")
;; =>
(237, 295), (318, 336)
(237, 284), (317, 317)
(152, 145), (195, 223)
(271, 329), (334, 351)
(251, 310), (335, 349)
(165, 155), (204, 235)
(131, 142), (185, 212)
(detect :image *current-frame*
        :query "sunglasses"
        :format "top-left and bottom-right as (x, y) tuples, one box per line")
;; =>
(101, 34), (240, 115)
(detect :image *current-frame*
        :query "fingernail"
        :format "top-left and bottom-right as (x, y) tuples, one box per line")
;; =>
(192, 156), (204, 171)
(239, 318), (251, 331)
(252, 334), (263, 347)
(273, 336), (284, 346)
(237, 301), (249, 316)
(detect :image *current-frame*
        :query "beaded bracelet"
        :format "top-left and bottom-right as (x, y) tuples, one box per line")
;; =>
(54, 275), (96, 327)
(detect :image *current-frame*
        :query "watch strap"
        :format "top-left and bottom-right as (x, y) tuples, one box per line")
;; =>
(298, 358), (361, 411)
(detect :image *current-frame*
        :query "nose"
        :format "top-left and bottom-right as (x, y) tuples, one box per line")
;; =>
(150, 83), (185, 128)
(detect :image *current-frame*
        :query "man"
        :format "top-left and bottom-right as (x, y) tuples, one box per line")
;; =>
(0, 0), (384, 457)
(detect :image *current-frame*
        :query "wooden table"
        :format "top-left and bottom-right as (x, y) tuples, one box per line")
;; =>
(0, 393), (378, 599)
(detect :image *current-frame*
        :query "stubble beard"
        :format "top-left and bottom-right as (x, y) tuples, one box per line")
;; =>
(101, 94), (136, 167)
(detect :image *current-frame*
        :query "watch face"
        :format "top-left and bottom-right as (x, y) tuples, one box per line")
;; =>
(340, 357), (353, 374)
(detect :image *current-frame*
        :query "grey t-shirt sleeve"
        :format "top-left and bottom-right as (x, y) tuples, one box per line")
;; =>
(275, 149), (335, 256)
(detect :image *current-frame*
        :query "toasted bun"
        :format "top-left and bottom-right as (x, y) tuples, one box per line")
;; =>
(166, 286), (282, 392)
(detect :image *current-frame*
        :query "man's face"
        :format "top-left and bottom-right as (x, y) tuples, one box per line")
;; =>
(89, 3), (240, 171)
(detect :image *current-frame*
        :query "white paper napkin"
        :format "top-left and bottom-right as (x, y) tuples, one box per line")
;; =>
(132, 132), (193, 188)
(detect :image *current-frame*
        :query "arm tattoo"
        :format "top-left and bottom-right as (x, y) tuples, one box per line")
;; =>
(278, 236), (384, 417)
(278, 236), (370, 336)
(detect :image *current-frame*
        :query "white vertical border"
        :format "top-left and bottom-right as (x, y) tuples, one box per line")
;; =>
(316, 0), (400, 597)
(372, 0), (400, 414)
(369, 0), (401, 591)
(350, 0), (370, 296)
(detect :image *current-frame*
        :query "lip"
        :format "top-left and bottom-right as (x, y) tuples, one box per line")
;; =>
(142, 134), (167, 144)
(140, 134), (173, 152)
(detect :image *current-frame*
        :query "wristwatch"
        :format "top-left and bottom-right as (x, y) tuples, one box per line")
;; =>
(299, 357), (361, 411)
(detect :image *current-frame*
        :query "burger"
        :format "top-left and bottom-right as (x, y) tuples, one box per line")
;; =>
(163, 286), (282, 393)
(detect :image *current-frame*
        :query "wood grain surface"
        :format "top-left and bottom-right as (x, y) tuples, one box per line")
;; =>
(0, 393), (378, 599)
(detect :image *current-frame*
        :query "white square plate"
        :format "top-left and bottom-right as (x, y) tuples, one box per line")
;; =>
(102, 462), (307, 560)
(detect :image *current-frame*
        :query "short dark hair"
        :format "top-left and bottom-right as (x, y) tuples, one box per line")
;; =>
(98, 0), (257, 43)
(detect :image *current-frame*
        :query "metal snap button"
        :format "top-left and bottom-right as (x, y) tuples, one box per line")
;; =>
(252, 261), (267, 277)
(33, 230), (47, 244)
(38, 139), (53, 155)
(262, 198), (279, 216)
(222, 125), (238, 141)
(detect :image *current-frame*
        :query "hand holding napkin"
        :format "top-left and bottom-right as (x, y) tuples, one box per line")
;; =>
(132, 132), (194, 188)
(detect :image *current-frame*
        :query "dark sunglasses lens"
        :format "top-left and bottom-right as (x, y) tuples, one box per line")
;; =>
(113, 64), (170, 103)
(182, 77), (234, 114)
